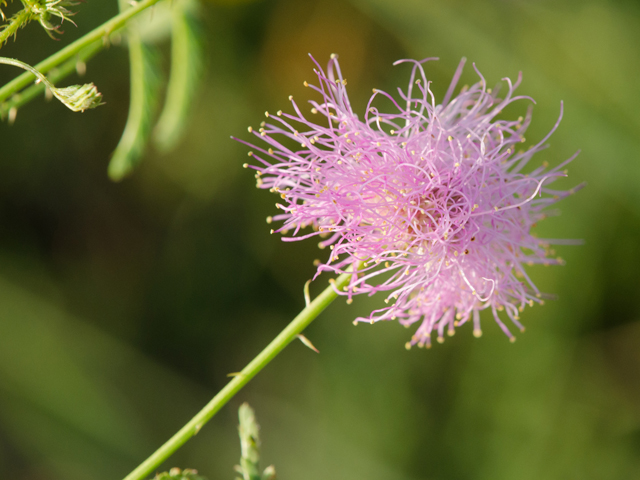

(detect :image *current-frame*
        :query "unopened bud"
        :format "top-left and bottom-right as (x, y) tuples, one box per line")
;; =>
(52, 83), (103, 112)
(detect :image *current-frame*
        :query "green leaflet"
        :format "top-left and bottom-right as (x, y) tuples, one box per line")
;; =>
(153, 0), (203, 153)
(108, 0), (161, 181)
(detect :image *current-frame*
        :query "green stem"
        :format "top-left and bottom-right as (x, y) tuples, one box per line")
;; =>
(0, 0), (163, 104)
(123, 268), (358, 480)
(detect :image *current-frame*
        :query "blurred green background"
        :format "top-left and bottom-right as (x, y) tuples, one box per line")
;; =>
(0, 0), (639, 479)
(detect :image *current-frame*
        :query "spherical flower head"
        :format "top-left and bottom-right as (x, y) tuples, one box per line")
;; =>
(237, 54), (581, 348)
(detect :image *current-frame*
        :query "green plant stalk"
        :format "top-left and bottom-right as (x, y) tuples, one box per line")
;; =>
(0, 41), (103, 117)
(123, 268), (358, 480)
(0, 0), (163, 103)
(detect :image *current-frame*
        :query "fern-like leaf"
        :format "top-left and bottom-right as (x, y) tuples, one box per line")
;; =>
(108, 0), (161, 181)
(153, 0), (203, 153)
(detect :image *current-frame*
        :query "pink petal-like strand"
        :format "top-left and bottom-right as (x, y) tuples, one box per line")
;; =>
(237, 54), (581, 348)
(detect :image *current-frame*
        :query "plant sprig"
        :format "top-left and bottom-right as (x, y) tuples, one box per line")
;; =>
(235, 403), (276, 480)
(0, 55), (102, 115)
(0, 38), (101, 120)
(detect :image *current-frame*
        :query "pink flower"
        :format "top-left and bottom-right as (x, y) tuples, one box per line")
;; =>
(237, 54), (581, 348)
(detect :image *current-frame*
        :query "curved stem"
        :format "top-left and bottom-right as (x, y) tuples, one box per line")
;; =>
(0, 0), (163, 104)
(0, 56), (57, 91)
(123, 267), (358, 480)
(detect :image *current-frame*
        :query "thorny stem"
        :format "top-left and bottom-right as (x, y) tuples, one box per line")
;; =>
(122, 266), (360, 480)
(0, 8), (31, 47)
(0, 0), (163, 105)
